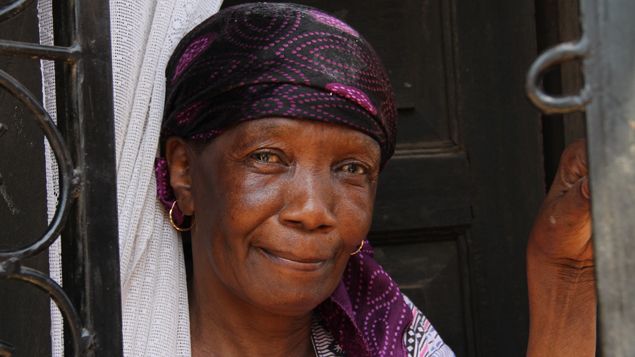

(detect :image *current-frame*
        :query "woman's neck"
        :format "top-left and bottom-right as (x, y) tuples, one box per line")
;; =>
(189, 272), (315, 357)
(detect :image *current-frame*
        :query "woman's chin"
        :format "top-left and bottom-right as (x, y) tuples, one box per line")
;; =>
(235, 247), (342, 315)
(254, 293), (326, 317)
(243, 277), (335, 317)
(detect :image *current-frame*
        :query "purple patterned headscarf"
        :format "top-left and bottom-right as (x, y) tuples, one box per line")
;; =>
(155, 3), (411, 356)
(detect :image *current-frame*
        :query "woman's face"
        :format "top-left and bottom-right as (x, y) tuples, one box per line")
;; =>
(167, 117), (381, 317)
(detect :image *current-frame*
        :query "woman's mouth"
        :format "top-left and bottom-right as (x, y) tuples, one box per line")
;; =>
(257, 247), (327, 272)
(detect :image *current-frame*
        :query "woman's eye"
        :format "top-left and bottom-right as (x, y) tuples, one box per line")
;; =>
(251, 151), (281, 164)
(340, 163), (367, 175)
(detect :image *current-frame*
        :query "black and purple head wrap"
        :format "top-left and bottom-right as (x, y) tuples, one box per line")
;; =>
(155, 3), (412, 356)
(155, 3), (398, 216)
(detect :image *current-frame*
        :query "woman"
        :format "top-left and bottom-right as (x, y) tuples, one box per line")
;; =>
(154, 3), (595, 356)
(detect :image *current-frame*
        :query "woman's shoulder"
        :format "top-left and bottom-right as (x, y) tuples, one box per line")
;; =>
(401, 295), (455, 357)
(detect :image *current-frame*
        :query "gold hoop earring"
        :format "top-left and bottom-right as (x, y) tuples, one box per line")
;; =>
(350, 240), (365, 256)
(169, 201), (192, 232)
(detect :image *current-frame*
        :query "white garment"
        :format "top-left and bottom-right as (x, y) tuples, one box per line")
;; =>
(41, 1), (222, 355)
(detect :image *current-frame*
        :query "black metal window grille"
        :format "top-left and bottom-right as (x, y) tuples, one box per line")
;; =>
(0, 0), (122, 356)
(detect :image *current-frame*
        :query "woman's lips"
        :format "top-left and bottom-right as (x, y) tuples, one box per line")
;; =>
(257, 247), (327, 272)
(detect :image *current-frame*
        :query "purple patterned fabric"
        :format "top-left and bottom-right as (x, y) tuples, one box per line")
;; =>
(156, 3), (411, 356)
(159, 2), (396, 162)
(317, 241), (412, 356)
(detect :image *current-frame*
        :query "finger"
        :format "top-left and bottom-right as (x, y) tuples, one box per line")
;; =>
(557, 140), (588, 190)
(544, 176), (592, 243)
(581, 175), (591, 200)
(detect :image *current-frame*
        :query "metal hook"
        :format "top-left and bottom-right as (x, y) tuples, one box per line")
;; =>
(526, 36), (591, 114)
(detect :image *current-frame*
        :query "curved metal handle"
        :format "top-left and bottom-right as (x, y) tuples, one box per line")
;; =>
(526, 36), (591, 114)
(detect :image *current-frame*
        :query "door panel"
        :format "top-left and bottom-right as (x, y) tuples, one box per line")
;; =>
(346, 0), (458, 149)
(373, 153), (471, 230)
(373, 232), (472, 357)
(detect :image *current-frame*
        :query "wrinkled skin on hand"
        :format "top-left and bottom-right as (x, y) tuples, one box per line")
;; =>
(526, 139), (596, 357)
(529, 139), (593, 270)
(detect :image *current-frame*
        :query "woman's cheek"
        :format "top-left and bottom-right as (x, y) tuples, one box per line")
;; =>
(242, 177), (284, 209)
(333, 190), (374, 250)
(222, 172), (285, 227)
(339, 182), (375, 218)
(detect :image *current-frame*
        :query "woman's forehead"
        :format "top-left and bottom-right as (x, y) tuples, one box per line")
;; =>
(215, 117), (381, 154)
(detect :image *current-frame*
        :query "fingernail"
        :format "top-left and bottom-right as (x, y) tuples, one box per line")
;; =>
(580, 177), (591, 199)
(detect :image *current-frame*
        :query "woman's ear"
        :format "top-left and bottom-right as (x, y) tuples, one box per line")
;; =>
(165, 137), (195, 215)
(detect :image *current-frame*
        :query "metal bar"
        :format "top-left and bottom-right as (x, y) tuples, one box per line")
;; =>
(579, 0), (635, 356)
(0, 259), (88, 356)
(52, 0), (123, 355)
(73, 0), (122, 352)
(52, 1), (86, 353)
(0, 40), (78, 61)
(0, 69), (75, 261)
(0, 0), (36, 22)
(0, 0), (121, 354)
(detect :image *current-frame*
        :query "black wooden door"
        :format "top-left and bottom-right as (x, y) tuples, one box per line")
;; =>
(220, 1), (545, 356)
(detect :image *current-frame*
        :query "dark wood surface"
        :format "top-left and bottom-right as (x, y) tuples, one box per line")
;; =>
(453, 1), (545, 354)
(535, 0), (586, 185)
(0, 2), (51, 356)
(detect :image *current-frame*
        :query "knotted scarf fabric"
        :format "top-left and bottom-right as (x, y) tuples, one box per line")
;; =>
(155, 3), (411, 356)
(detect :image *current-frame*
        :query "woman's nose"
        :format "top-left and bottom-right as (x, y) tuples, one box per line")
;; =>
(279, 169), (337, 232)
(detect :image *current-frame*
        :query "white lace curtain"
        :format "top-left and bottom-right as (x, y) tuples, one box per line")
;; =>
(39, 1), (223, 355)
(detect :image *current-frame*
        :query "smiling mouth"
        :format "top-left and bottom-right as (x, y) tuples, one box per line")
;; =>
(257, 247), (327, 272)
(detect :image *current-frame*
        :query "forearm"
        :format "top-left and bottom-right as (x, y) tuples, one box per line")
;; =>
(526, 243), (596, 357)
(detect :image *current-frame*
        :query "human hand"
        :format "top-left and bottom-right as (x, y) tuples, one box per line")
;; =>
(528, 139), (592, 270)
(526, 139), (596, 357)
